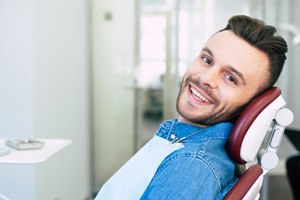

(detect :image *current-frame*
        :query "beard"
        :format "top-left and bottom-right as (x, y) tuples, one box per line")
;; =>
(176, 75), (246, 126)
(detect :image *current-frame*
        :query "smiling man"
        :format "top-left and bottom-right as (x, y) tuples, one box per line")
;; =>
(95, 15), (288, 200)
(177, 30), (270, 126)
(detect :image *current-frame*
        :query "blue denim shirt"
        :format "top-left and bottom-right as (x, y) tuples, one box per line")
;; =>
(140, 119), (238, 200)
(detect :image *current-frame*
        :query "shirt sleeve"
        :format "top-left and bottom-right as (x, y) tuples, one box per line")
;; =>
(140, 155), (222, 200)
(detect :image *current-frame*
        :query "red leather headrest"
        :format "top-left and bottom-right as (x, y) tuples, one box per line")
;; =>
(224, 164), (263, 200)
(227, 87), (281, 164)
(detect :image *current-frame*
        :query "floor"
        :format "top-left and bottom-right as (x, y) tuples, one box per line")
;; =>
(268, 175), (293, 200)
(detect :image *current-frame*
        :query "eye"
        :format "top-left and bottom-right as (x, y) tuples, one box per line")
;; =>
(225, 74), (238, 85)
(202, 56), (212, 65)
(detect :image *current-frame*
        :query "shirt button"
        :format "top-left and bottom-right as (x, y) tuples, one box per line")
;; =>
(170, 134), (176, 140)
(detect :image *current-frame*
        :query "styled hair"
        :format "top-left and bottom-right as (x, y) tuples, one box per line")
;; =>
(219, 15), (288, 92)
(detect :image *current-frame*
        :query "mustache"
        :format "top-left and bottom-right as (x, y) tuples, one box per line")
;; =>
(182, 76), (219, 104)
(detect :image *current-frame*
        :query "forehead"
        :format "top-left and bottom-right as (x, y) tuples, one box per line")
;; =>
(205, 30), (269, 87)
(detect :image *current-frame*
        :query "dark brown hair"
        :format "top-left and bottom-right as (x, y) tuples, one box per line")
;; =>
(220, 15), (288, 92)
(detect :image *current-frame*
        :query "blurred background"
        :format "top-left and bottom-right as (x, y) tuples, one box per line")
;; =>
(0, 0), (299, 199)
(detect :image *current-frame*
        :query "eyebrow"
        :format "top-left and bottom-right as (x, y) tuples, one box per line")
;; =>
(202, 47), (214, 57)
(201, 47), (246, 85)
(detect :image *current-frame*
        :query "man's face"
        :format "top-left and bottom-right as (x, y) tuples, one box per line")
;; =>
(176, 30), (269, 126)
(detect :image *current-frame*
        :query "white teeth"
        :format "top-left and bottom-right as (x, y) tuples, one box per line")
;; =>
(191, 87), (209, 103)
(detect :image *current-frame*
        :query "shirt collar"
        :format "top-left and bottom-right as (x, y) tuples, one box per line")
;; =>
(156, 119), (233, 142)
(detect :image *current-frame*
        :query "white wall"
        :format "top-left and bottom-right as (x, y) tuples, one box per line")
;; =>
(0, 1), (35, 139)
(251, 0), (300, 130)
(284, 1), (300, 130)
(0, 1), (91, 199)
(91, 0), (136, 191)
(261, 0), (300, 130)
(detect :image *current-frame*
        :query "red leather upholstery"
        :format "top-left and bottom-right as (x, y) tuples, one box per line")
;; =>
(224, 164), (263, 200)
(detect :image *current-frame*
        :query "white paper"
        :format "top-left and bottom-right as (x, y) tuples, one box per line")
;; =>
(95, 135), (184, 200)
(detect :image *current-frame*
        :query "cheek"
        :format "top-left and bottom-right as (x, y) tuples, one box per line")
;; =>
(188, 59), (206, 73)
(219, 89), (251, 109)
(183, 68), (206, 84)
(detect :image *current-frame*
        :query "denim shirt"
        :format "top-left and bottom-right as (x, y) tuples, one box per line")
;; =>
(140, 119), (238, 200)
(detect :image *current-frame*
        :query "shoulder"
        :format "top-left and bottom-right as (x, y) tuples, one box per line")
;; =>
(156, 137), (236, 193)
(142, 155), (223, 199)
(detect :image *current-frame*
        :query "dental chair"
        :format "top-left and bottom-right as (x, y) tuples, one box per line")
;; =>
(224, 87), (294, 200)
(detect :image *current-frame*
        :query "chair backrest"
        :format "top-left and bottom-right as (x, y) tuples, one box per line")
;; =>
(225, 87), (294, 200)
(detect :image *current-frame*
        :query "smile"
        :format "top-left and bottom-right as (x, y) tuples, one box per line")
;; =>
(190, 87), (209, 102)
(190, 85), (211, 103)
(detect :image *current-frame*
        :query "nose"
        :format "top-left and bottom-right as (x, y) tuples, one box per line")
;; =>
(200, 67), (218, 88)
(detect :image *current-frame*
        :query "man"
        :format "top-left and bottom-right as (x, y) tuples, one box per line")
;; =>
(95, 15), (288, 200)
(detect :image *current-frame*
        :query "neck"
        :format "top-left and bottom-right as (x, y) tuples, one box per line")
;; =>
(178, 115), (208, 128)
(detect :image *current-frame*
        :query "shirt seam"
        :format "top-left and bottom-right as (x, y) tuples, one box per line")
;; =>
(182, 136), (229, 143)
